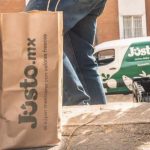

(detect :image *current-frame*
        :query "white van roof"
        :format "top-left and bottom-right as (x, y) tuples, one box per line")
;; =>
(95, 36), (150, 53)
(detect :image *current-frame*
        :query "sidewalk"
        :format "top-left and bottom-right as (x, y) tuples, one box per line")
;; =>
(61, 102), (150, 150)
(30, 97), (150, 150)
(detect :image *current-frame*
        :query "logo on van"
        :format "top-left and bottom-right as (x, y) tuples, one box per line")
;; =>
(128, 45), (150, 57)
(19, 38), (38, 129)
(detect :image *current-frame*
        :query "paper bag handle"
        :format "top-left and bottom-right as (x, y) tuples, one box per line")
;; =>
(47, 0), (61, 11)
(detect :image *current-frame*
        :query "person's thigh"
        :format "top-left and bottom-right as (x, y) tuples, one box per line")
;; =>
(71, 0), (107, 44)
(26, 0), (106, 33)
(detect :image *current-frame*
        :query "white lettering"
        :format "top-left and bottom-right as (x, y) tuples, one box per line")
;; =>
(128, 47), (134, 57)
(128, 45), (150, 57)
(146, 45), (150, 55)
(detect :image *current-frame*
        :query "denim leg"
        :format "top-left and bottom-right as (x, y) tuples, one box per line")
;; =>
(62, 0), (107, 104)
(65, 3), (107, 104)
(63, 53), (90, 105)
(68, 31), (106, 104)
(26, 0), (107, 105)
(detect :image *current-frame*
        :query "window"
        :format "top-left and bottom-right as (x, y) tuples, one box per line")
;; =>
(123, 16), (143, 38)
(96, 49), (115, 66)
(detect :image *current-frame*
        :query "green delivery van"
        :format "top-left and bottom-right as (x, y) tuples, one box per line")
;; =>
(94, 37), (150, 94)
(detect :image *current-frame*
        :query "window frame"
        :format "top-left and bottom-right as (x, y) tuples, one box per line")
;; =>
(123, 15), (143, 38)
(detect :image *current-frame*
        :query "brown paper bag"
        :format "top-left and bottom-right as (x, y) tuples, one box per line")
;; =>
(0, 0), (25, 13)
(0, 11), (63, 150)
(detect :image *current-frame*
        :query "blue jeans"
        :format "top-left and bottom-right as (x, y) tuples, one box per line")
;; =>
(26, 0), (107, 105)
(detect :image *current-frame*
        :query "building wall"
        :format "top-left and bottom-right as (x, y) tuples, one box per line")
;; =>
(145, 0), (150, 35)
(97, 0), (150, 43)
(96, 0), (120, 43)
(118, 0), (147, 38)
(0, 0), (25, 12)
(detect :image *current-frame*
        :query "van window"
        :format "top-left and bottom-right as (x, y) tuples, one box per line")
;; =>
(96, 49), (115, 66)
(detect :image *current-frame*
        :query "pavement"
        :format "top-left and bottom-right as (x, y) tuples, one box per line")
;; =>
(27, 94), (150, 150)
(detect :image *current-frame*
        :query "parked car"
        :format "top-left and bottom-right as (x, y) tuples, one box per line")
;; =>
(94, 37), (150, 94)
